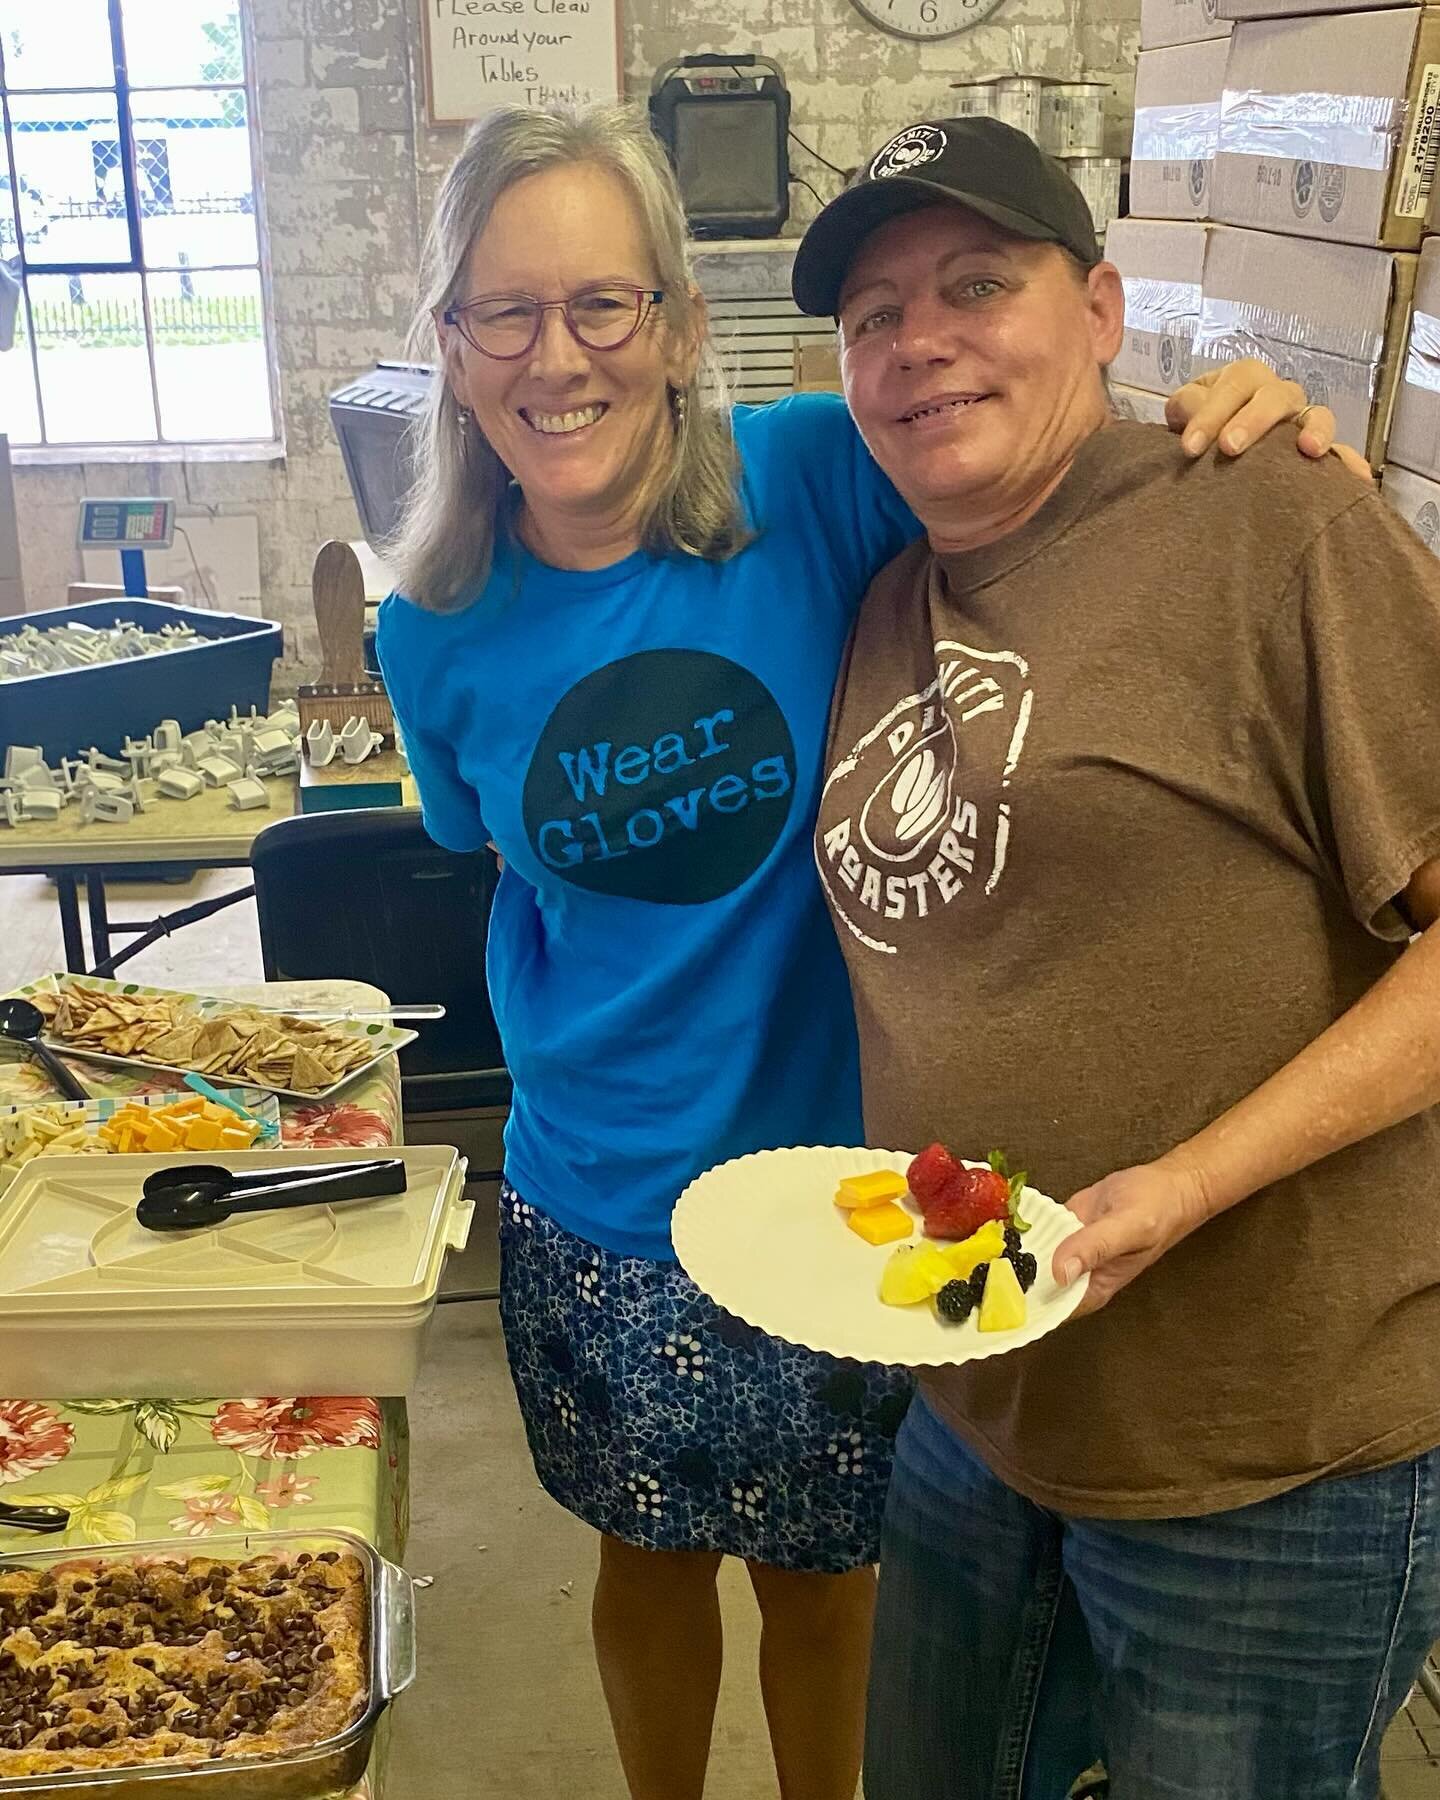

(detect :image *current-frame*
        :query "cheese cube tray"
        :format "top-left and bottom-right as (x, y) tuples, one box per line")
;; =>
(0, 1145), (472, 1398)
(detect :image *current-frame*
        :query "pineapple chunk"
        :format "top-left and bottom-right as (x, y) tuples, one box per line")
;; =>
(835, 1170), (910, 1210)
(978, 1257), (1026, 1333)
(943, 1221), (1007, 1280)
(879, 1243), (954, 1306)
(847, 1201), (913, 1246)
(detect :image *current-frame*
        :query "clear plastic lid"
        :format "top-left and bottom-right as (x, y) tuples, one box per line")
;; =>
(0, 1147), (470, 1314)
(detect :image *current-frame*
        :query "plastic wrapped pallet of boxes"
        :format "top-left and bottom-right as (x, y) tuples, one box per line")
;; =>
(1218, 0), (1420, 23)
(1107, 218), (1216, 393)
(1211, 9), (1440, 251)
(1130, 40), (1230, 219)
(1382, 463), (1440, 553)
(1385, 236), (1440, 479)
(1194, 224), (1417, 463)
(1142, 0), (1232, 51)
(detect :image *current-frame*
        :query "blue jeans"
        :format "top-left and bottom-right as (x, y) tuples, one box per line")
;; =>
(865, 1392), (1440, 1800)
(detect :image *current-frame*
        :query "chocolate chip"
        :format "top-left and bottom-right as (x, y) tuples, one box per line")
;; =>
(315, 1644), (335, 1662)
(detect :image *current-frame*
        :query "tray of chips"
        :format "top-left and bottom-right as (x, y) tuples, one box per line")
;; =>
(20, 975), (416, 1100)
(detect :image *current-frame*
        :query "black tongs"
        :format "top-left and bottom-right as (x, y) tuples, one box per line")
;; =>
(137, 1159), (407, 1232)
(0, 1499), (70, 1534)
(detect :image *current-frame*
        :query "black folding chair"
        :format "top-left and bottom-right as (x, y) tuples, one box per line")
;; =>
(249, 810), (510, 1155)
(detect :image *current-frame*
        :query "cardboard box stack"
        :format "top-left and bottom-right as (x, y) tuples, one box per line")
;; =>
(1111, 0), (1437, 469)
(1383, 236), (1440, 542)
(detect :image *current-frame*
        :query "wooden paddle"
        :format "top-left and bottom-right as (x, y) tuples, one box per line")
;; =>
(298, 540), (394, 741)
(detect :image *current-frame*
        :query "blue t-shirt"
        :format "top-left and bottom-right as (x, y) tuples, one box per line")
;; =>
(376, 394), (917, 1260)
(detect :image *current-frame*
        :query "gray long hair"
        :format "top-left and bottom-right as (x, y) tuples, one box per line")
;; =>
(387, 105), (748, 612)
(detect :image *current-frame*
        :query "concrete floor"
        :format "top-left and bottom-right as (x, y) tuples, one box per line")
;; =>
(3, 866), (1438, 1798)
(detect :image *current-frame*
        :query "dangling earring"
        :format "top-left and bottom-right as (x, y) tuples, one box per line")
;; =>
(456, 404), (473, 431)
(670, 387), (689, 431)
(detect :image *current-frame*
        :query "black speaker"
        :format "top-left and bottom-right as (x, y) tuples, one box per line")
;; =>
(650, 54), (790, 239)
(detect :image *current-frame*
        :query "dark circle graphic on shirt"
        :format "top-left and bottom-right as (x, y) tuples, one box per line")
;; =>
(522, 650), (797, 905)
(1292, 161), (1316, 218)
(1317, 163), (1347, 224)
(1188, 158), (1208, 209)
(1416, 502), (1440, 550)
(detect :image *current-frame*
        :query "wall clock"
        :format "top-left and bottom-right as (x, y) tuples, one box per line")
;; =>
(848, 0), (1008, 38)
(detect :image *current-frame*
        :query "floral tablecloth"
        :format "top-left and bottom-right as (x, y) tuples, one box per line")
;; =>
(0, 980), (409, 1798)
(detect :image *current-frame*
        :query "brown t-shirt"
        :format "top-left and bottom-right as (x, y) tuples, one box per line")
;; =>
(818, 421), (1440, 1519)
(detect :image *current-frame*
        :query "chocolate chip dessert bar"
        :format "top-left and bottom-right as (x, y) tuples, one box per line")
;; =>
(0, 1549), (366, 1777)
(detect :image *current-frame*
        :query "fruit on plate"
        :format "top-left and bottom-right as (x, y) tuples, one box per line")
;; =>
(978, 1256), (1027, 1333)
(942, 1220), (1006, 1280)
(905, 1141), (961, 1208)
(847, 1201), (913, 1246)
(909, 1145), (1033, 1243)
(834, 1170), (909, 1209)
(879, 1243), (955, 1306)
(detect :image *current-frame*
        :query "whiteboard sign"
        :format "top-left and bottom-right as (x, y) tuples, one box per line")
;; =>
(423, 0), (622, 123)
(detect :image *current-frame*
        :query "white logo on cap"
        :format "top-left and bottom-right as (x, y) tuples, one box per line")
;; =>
(870, 125), (948, 180)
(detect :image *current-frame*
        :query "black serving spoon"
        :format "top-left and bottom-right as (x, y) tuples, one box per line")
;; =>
(0, 997), (88, 1102)
(137, 1158), (407, 1232)
(0, 1499), (70, 1534)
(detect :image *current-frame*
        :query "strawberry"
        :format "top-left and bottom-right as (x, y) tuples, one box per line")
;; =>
(907, 1142), (961, 1207)
(921, 1166), (1011, 1242)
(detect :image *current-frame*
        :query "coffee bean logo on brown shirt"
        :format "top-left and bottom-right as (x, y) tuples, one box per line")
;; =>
(818, 639), (1033, 954)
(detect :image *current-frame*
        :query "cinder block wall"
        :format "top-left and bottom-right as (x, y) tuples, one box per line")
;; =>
(14, 0), (1138, 667)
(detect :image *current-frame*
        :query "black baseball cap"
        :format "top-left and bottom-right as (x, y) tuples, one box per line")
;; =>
(791, 115), (1102, 317)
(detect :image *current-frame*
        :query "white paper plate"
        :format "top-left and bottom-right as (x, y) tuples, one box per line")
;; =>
(672, 1145), (1090, 1368)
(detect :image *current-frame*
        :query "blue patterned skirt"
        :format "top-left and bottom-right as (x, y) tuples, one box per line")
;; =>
(498, 1182), (914, 1572)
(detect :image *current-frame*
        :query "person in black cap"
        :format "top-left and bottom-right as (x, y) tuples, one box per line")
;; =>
(803, 116), (1440, 1800)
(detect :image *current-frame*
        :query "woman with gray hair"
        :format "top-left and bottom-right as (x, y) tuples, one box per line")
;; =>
(376, 103), (1345, 1800)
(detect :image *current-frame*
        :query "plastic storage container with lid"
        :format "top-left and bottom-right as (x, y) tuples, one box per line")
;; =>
(0, 1145), (471, 1399)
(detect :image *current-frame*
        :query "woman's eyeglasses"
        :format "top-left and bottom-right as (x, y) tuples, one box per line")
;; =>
(440, 285), (665, 361)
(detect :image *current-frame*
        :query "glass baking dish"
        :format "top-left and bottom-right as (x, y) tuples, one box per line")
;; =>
(0, 1529), (415, 1799)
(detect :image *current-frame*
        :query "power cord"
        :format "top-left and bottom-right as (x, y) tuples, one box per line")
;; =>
(174, 525), (215, 606)
(790, 174), (827, 210)
(788, 127), (850, 181)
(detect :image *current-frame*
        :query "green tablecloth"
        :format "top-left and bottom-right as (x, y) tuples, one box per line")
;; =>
(0, 980), (412, 1797)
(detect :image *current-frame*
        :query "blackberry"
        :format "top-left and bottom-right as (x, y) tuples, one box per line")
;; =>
(1003, 1225), (1022, 1256)
(1011, 1250), (1038, 1293)
(935, 1280), (976, 1324)
(968, 1262), (990, 1305)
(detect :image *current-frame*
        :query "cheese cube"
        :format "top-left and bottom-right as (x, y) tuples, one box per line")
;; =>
(141, 1118), (181, 1152)
(846, 1201), (913, 1246)
(167, 1095), (206, 1116)
(834, 1170), (910, 1210)
(183, 1117), (225, 1151)
(218, 1123), (258, 1149)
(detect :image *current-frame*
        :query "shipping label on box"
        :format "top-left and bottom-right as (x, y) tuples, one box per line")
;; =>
(1107, 218), (1214, 393)
(1143, 0), (1233, 50)
(1381, 462), (1440, 554)
(1212, 9), (1440, 251)
(1386, 237), (1440, 477)
(1131, 41), (1231, 218)
(1195, 225), (1417, 462)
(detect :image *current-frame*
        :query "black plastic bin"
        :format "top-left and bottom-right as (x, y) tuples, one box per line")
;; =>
(0, 600), (284, 764)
